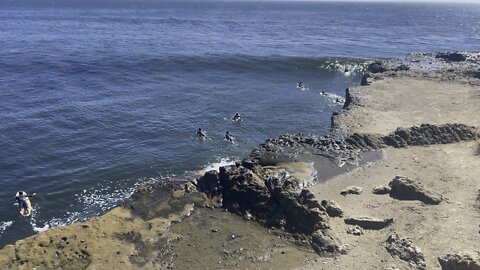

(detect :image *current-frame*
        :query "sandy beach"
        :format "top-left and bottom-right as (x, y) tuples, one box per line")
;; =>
(1, 53), (479, 270)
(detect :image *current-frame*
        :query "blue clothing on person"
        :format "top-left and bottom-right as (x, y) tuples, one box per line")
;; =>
(16, 194), (28, 210)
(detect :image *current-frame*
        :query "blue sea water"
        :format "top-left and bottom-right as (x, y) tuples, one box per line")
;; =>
(0, 1), (479, 247)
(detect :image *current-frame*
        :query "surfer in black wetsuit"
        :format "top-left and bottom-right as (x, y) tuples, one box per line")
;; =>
(15, 192), (30, 216)
(197, 128), (207, 138)
(232, 113), (242, 121)
(223, 131), (234, 143)
(297, 82), (303, 88)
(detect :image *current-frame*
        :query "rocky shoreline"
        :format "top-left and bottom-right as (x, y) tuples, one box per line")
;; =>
(1, 51), (479, 269)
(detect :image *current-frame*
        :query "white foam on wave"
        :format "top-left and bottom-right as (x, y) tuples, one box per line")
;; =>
(33, 224), (49, 233)
(0, 221), (13, 234)
(29, 178), (141, 234)
(320, 59), (367, 75)
(202, 157), (239, 172)
(26, 160), (239, 234)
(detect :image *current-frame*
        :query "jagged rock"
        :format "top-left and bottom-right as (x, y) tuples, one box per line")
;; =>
(219, 165), (272, 218)
(343, 88), (352, 110)
(321, 200), (343, 218)
(386, 232), (426, 270)
(344, 216), (393, 229)
(126, 179), (207, 220)
(368, 61), (388, 73)
(382, 124), (478, 148)
(340, 186), (363, 196)
(389, 176), (443, 205)
(435, 52), (467, 62)
(466, 70), (480, 80)
(197, 170), (221, 197)
(345, 133), (385, 150)
(311, 230), (342, 254)
(438, 252), (480, 270)
(373, 185), (392, 195)
(344, 124), (478, 151)
(346, 225), (363, 236)
(214, 165), (340, 254)
(395, 64), (410, 71)
(361, 73), (370, 86)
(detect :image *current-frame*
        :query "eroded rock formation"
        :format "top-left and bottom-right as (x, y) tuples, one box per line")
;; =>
(198, 164), (343, 254)
(386, 232), (426, 270)
(389, 176), (443, 205)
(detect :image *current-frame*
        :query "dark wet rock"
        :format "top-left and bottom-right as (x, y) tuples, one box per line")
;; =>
(197, 165), (342, 254)
(386, 232), (426, 270)
(344, 216), (393, 230)
(197, 170), (222, 197)
(241, 158), (258, 170)
(372, 185), (392, 195)
(382, 124), (478, 148)
(248, 132), (363, 170)
(361, 73), (370, 86)
(368, 61), (388, 73)
(466, 69), (480, 80)
(395, 64), (410, 71)
(321, 200), (344, 218)
(436, 52), (467, 62)
(340, 186), (363, 196)
(346, 225), (363, 236)
(438, 252), (480, 270)
(343, 88), (352, 110)
(389, 176), (443, 205)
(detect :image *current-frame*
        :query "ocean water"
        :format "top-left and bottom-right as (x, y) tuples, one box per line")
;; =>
(0, 1), (479, 247)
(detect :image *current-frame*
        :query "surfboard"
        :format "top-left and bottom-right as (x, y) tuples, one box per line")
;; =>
(15, 191), (32, 217)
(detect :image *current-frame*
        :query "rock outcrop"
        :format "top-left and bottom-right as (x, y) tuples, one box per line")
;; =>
(435, 52), (467, 62)
(340, 186), (363, 196)
(367, 61), (388, 73)
(344, 216), (393, 230)
(198, 164), (342, 254)
(346, 225), (363, 236)
(386, 232), (426, 270)
(389, 176), (443, 205)
(343, 88), (352, 110)
(382, 124), (478, 148)
(361, 73), (370, 86)
(438, 252), (480, 270)
(372, 185), (392, 195)
(321, 200), (344, 218)
(346, 124), (478, 151)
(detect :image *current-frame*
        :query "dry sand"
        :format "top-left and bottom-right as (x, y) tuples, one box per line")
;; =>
(0, 69), (479, 269)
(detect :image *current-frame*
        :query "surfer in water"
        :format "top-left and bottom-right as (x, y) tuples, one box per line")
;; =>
(197, 128), (207, 139)
(297, 82), (304, 88)
(223, 131), (234, 143)
(232, 112), (243, 122)
(15, 192), (30, 216)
